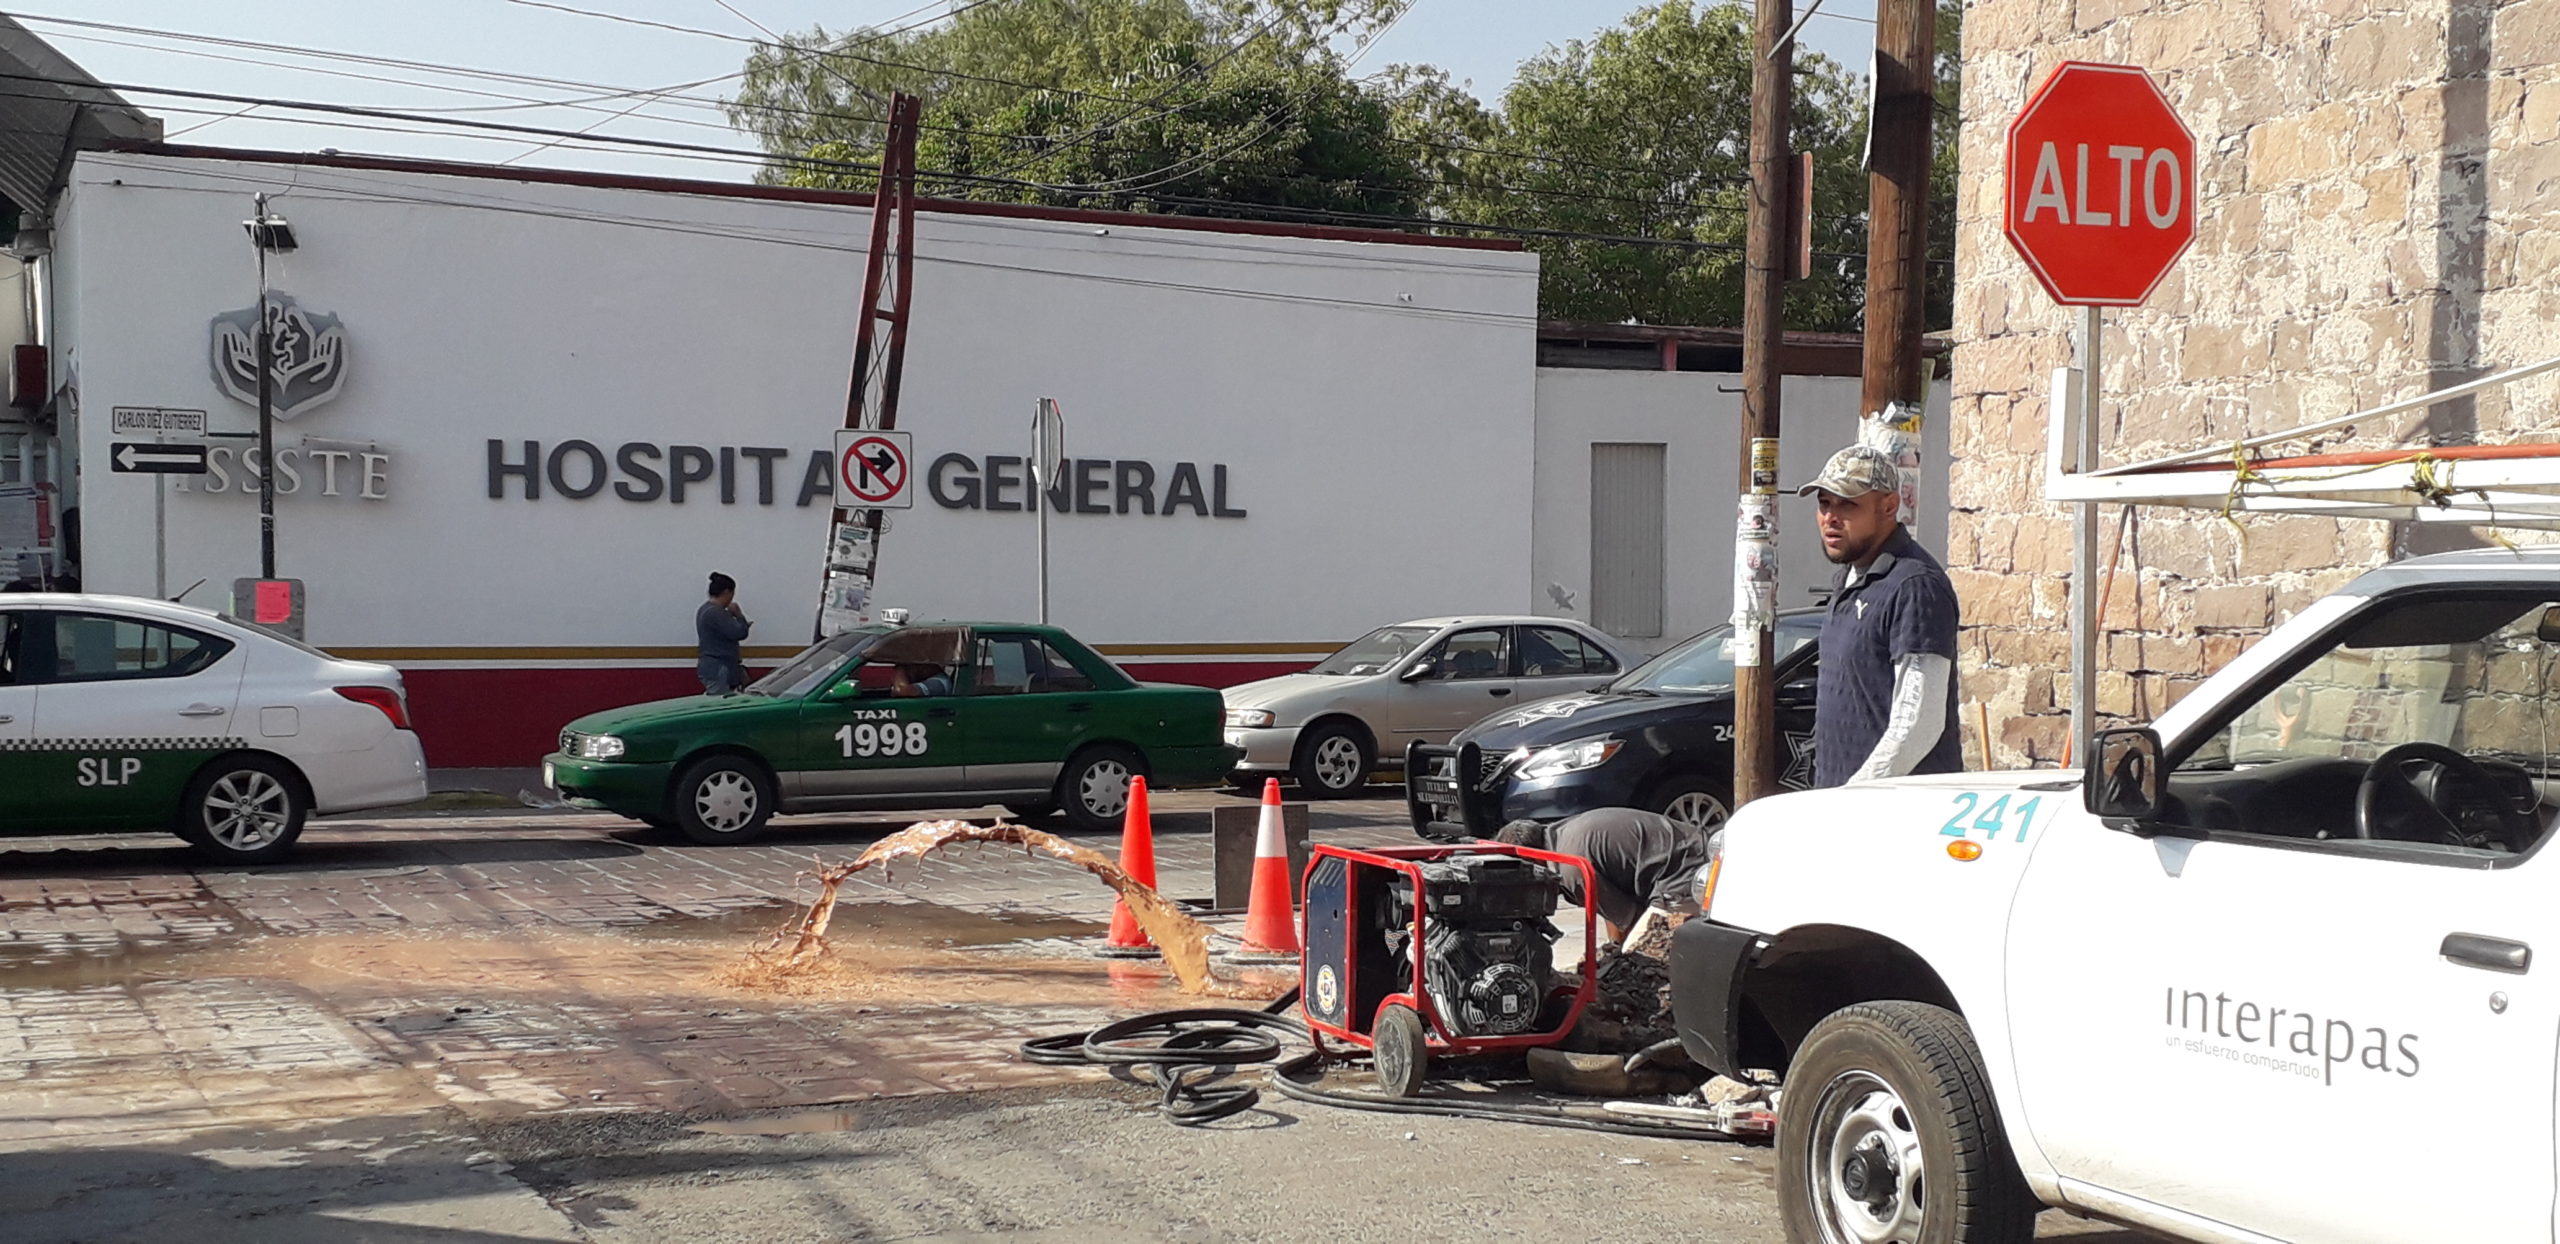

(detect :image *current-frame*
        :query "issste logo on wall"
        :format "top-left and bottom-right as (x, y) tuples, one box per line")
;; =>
(209, 292), (349, 420)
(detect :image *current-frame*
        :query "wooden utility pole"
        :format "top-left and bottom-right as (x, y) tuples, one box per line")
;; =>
(1733, 0), (1794, 806)
(1860, 0), (1938, 462)
(815, 93), (921, 638)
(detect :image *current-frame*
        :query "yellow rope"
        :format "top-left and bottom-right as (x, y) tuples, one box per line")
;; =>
(2214, 444), (2518, 547)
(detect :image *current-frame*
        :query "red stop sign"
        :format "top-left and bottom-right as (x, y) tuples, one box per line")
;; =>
(2003, 62), (2196, 306)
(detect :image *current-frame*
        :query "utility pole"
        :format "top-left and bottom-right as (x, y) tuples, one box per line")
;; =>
(1860, 0), (1938, 513)
(1732, 0), (1794, 806)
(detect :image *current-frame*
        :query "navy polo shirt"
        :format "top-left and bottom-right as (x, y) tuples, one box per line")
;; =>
(1813, 527), (1962, 787)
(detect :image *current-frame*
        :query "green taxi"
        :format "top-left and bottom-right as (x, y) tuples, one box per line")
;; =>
(543, 622), (1234, 843)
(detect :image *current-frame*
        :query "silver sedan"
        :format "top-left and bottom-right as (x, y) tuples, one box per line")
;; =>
(1221, 616), (1632, 798)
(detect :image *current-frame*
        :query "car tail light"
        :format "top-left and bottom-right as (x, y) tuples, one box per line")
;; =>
(336, 685), (412, 730)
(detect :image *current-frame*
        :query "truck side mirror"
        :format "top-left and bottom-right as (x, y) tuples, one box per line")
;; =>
(2085, 727), (2164, 822)
(2537, 605), (2560, 644)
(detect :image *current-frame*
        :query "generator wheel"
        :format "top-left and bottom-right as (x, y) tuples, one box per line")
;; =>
(1372, 1003), (1429, 1097)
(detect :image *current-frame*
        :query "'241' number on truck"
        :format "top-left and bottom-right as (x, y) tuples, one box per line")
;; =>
(1938, 793), (2041, 843)
(837, 722), (930, 759)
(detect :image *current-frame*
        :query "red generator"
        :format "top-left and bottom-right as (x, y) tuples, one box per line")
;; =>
(1299, 842), (1597, 1095)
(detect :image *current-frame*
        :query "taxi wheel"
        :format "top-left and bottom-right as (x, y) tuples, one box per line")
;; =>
(671, 755), (776, 845)
(1056, 745), (1146, 834)
(1292, 723), (1372, 799)
(178, 755), (308, 863)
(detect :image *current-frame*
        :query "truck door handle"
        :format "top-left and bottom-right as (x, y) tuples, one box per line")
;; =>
(0, 713), (12, 724)
(2442, 932), (2531, 973)
(178, 704), (228, 718)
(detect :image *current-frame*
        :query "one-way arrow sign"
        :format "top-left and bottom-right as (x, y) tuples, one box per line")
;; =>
(111, 442), (209, 474)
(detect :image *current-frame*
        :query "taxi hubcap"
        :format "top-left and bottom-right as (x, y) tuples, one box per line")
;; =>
(204, 771), (292, 850)
(694, 770), (759, 832)
(1079, 760), (1131, 818)
(1665, 791), (1732, 834)
(1312, 736), (1362, 790)
(1811, 1070), (1926, 1244)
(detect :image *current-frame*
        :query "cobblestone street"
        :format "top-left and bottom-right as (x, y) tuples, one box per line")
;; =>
(0, 789), (1418, 1152)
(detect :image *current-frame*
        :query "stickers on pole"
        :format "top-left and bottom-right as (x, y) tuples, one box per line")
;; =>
(834, 429), (913, 509)
(1731, 495), (1780, 665)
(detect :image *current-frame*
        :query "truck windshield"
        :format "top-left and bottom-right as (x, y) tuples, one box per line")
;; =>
(1310, 626), (1439, 676)
(747, 629), (882, 698)
(2191, 596), (2560, 776)
(1614, 614), (1821, 694)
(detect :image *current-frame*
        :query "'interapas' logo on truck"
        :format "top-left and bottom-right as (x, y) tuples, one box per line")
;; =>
(209, 293), (349, 420)
(2164, 984), (2420, 1086)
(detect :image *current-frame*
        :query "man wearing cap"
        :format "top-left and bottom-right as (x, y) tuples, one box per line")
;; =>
(1797, 444), (1962, 786)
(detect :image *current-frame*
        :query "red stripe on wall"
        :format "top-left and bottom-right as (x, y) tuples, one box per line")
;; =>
(400, 660), (1314, 767)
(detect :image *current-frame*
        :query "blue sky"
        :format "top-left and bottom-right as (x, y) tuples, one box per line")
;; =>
(21, 0), (1879, 182)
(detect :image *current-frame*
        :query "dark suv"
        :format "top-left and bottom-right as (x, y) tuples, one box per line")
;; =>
(1406, 611), (1822, 840)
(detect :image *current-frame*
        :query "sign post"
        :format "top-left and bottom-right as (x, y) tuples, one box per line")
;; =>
(1031, 398), (1065, 625)
(2002, 61), (2195, 762)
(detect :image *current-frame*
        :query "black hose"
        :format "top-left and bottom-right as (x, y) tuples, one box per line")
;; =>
(1020, 989), (1753, 1142)
(1017, 991), (1308, 1127)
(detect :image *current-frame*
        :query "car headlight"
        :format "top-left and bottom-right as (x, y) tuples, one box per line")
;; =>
(581, 735), (627, 760)
(1515, 736), (1622, 781)
(1225, 709), (1277, 728)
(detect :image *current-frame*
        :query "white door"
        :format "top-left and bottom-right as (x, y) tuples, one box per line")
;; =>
(0, 608), (30, 745)
(1386, 626), (1518, 741)
(26, 606), (247, 748)
(2007, 591), (2560, 1244)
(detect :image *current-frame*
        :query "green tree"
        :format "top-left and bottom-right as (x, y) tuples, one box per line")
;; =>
(1409, 2), (1869, 330)
(725, 0), (1426, 219)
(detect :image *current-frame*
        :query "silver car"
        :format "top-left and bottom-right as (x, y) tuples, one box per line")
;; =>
(1222, 616), (1632, 798)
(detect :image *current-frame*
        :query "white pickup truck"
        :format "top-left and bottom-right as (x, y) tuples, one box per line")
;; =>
(1670, 548), (2560, 1244)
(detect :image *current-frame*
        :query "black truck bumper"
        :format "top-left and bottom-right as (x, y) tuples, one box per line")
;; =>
(1668, 917), (1766, 1081)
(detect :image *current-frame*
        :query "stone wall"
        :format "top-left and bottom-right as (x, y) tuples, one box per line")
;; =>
(1948, 0), (2560, 766)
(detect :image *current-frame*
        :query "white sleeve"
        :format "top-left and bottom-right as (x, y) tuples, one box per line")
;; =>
(1850, 652), (1953, 782)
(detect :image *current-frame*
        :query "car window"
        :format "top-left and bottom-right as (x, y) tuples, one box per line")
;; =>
(1422, 627), (1508, 681)
(1310, 626), (1438, 676)
(0, 612), (18, 686)
(1615, 613), (1821, 694)
(2168, 593), (2560, 861)
(749, 630), (880, 697)
(972, 635), (1096, 695)
(41, 612), (232, 685)
(1522, 626), (1617, 676)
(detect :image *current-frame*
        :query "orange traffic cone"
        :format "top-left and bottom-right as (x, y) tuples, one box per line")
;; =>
(1226, 778), (1301, 963)
(1096, 775), (1160, 959)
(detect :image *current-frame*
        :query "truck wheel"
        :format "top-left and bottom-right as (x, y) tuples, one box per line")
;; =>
(178, 754), (308, 864)
(671, 755), (775, 845)
(1780, 1002), (2036, 1244)
(1648, 775), (1734, 836)
(1292, 722), (1372, 798)
(1372, 1003), (1429, 1097)
(1055, 745), (1144, 834)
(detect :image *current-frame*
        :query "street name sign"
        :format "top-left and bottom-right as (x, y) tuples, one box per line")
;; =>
(110, 441), (209, 475)
(2003, 61), (2197, 306)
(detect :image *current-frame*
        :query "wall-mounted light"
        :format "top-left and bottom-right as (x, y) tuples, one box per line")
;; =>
(243, 211), (296, 252)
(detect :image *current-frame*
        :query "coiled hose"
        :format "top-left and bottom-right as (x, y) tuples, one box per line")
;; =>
(1020, 989), (1752, 1141)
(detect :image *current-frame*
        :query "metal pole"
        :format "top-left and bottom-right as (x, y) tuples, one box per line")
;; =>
(2072, 305), (2101, 762)
(1733, 0), (1792, 806)
(1034, 401), (1051, 626)
(254, 193), (276, 581)
(153, 472), (165, 598)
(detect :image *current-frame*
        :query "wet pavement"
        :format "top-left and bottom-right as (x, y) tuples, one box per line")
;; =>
(0, 787), (2165, 1242)
(0, 788), (1415, 1151)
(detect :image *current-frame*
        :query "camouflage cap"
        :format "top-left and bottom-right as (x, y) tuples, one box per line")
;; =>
(1795, 444), (1903, 500)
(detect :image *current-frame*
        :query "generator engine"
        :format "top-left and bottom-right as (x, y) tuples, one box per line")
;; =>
(1386, 852), (1562, 1037)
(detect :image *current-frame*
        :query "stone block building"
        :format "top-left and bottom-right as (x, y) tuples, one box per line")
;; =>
(1948, 0), (2560, 764)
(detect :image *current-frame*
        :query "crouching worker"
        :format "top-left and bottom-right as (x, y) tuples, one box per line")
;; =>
(1494, 808), (1713, 949)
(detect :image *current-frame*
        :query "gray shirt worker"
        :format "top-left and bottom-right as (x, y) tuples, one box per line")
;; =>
(1804, 458), (1963, 785)
(1513, 808), (1712, 932)
(696, 601), (751, 693)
